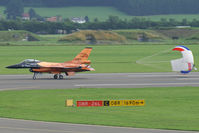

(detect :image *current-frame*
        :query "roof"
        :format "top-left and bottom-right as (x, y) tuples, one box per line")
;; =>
(22, 13), (30, 17)
(47, 17), (57, 22)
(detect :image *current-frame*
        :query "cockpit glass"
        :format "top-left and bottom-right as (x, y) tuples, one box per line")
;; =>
(21, 59), (40, 63)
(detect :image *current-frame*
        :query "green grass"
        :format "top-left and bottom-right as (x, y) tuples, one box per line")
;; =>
(3, 29), (199, 45)
(114, 29), (168, 40)
(39, 34), (66, 41)
(1, 6), (199, 21)
(59, 30), (126, 42)
(24, 6), (131, 21)
(144, 14), (199, 21)
(0, 6), (6, 18)
(0, 30), (42, 42)
(24, 7), (199, 21)
(0, 87), (198, 131)
(1, 45), (199, 74)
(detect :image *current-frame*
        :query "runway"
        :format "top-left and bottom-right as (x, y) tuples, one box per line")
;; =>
(0, 118), (197, 133)
(1, 72), (199, 133)
(1, 72), (199, 91)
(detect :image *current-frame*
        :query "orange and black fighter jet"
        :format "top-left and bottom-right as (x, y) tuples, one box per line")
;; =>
(6, 47), (95, 79)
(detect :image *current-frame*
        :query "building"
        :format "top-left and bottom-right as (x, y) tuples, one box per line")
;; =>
(47, 16), (57, 22)
(46, 16), (62, 22)
(22, 13), (30, 20)
(71, 17), (86, 24)
(176, 26), (191, 28)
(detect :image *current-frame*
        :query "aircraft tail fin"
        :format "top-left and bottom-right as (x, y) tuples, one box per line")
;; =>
(71, 47), (92, 64)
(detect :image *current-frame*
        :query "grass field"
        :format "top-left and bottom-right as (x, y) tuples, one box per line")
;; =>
(1, 45), (199, 74)
(2, 45), (198, 74)
(1, 29), (199, 46)
(144, 14), (199, 21)
(0, 6), (5, 18)
(0, 87), (198, 131)
(1, 6), (199, 21)
(24, 6), (131, 21)
(24, 7), (199, 21)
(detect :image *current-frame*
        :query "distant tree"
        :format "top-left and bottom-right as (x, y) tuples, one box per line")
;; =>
(4, 0), (24, 20)
(160, 18), (169, 26)
(94, 18), (99, 22)
(169, 18), (178, 26)
(190, 19), (199, 27)
(181, 18), (188, 26)
(28, 8), (37, 20)
(85, 16), (89, 22)
(0, 23), (4, 30)
(107, 16), (120, 24)
(106, 16), (121, 29)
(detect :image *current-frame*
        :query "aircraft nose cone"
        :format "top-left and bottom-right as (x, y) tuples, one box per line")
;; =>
(6, 64), (19, 69)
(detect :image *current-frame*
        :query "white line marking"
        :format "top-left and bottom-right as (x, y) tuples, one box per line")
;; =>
(127, 74), (199, 77)
(0, 126), (77, 133)
(0, 86), (37, 91)
(177, 78), (199, 80)
(75, 82), (199, 87)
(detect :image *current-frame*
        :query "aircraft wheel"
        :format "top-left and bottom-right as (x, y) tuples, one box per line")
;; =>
(54, 74), (58, 79)
(59, 75), (64, 79)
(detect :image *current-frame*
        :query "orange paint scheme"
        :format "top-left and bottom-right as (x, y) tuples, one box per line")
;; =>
(33, 47), (94, 75)
(6, 47), (94, 79)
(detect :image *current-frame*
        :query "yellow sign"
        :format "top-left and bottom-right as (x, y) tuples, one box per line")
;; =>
(65, 99), (74, 107)
(109, 100), (145, 106)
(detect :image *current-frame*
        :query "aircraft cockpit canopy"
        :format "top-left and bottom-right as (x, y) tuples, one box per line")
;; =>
(21, 59), (40, 63)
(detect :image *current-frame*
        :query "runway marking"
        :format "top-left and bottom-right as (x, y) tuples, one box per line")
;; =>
(127, 75), (199, 78)
(0, 86), (38, 91)
(75, 82), (199, 87)
(0, 126), (89, 133)
(177, 78), (199, 80)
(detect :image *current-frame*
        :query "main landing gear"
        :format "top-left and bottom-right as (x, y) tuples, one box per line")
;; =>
(54, 74), (64, 79)
(32, 73), (65, 80)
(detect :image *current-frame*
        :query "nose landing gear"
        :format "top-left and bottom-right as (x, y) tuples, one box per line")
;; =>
(33, 72), (39, 80)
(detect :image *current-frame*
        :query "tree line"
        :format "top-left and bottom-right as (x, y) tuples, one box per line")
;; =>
(1, 0), (199, 16)
(1, 16), (199, 34)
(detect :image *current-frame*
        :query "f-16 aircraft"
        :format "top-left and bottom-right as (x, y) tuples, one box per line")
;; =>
(6, 47), (95, 79)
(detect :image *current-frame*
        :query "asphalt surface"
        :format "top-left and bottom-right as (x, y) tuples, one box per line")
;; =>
(1, 72), (199, 133)
(1, 72), (199, 91)
(0, 118), (198, 133)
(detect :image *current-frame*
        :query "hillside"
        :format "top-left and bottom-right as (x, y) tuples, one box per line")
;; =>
(0, 30), (41, 42)
(59, 30), (126, 44)
(24, 7), (199, 21)
(1, 6), (199, 21)
(24, 6), (130, 21)
(58, 29), (199, 44)
(2, 0), (199, 16)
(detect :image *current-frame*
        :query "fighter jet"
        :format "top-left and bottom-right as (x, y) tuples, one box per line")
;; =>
(6, 47), (95, 79)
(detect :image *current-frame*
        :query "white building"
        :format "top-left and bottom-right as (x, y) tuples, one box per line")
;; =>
(71, 17), (86, 24)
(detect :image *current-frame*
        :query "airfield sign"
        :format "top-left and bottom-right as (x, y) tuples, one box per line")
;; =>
(76, 100), (145, 107)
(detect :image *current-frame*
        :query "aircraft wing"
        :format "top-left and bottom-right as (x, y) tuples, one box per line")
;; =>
(38, 62), (81, 69)
(43, 66), (81, 69)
